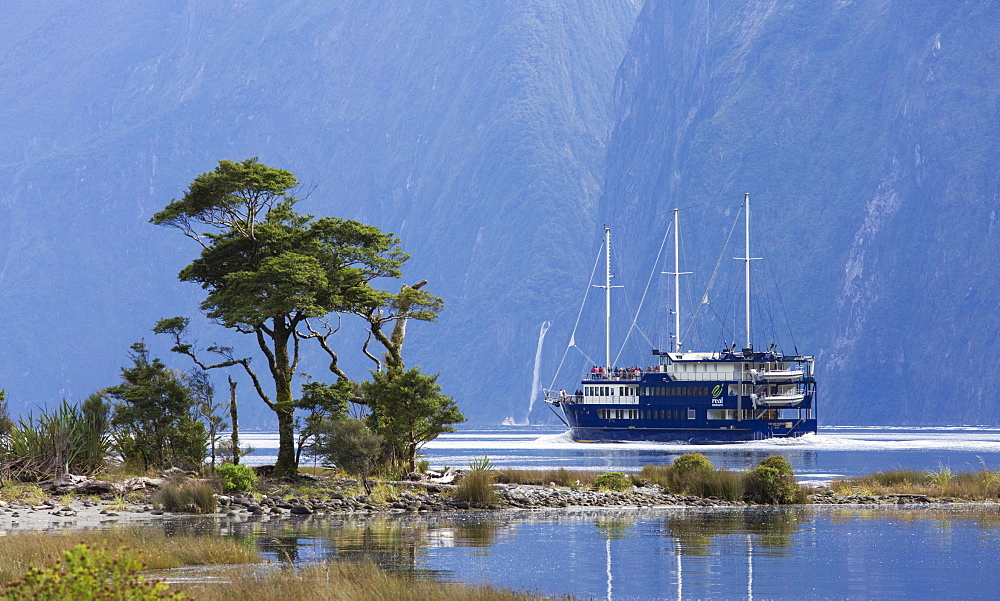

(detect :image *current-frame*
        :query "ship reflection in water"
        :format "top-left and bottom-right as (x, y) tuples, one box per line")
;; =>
(180, 505), (1000, 600)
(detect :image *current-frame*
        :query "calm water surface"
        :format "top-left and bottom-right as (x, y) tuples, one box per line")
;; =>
(220, 426), (1000, 599)
(196, 504), (1000, 601)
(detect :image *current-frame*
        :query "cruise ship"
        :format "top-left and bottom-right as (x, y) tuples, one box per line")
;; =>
(547, 194), (817, 442)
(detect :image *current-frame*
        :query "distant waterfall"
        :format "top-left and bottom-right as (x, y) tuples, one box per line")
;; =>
(525, 320), (552, 424)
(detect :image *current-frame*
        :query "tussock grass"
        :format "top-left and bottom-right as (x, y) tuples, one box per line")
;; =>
(833, 469), (1000, 500)
(0, 527), (257, 582)
(454, 470), (498, 506)
(494, 468), (598, 488)
(153, 480), (217, 514)
(187, 562), (569, 601)
(685, 469), (744, 501)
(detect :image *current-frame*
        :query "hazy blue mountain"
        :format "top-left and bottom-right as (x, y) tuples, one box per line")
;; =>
(0, 1), (639, 426)
(2, 1), (997, 428)
(599, 0), (1000, 425)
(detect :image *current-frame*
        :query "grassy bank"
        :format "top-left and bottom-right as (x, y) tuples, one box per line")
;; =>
(832, 468), (1000, 500)
(188, 562), (567, 601)
(0, 528), (565, 601)
(0, 527), (257, 582)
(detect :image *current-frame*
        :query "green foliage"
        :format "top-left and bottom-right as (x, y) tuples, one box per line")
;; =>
(152, 158), (419, 479)
(468, 455), (495, 473)
(153, 480), (217, 514)
(310, 418), (382, 481)
(215, 464), (258, 493)
(594, 472), (631, 492)
(744, 457), (799, 504)
(454, 463), (499, 506)
(931, 463), (953, 487)
(364, 368), (464, 471)
(756, 455), (794, 477)
(0, 544), (186, 600)
(0, 390), (11, 447)
(107, 342), (207, 471)
(672, 453), (714, 476)
(4, 398), (111, 479)
(415, 459), (430, 473)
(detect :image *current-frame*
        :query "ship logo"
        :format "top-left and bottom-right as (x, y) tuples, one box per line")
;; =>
(711, 384), (723, 398)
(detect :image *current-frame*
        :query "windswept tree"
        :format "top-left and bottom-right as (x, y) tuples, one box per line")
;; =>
(106, 342), (206, 471)
(363, 367), (464, 471)
(151, 158), (414, 478)
(351, 280), (444, 373)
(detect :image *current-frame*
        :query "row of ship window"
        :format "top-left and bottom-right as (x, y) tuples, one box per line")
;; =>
(597, 409), (697, 420)
(584, 386), (712, 397)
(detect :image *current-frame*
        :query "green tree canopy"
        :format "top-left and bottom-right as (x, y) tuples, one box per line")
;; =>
(105, 342), (206, 471)
(363, 368), (464, 472)
(152, 158), (420, 478)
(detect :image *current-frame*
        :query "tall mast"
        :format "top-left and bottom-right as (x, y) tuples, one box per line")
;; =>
(742, 192), (760, 349)
(604, 227), (611, 366)
(593, 227), (621, 367)
(664, 209), (691, 352)
(745, 193), (751, 348)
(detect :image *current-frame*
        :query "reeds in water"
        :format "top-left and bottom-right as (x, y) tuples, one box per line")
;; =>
(187, 562), (569, 601)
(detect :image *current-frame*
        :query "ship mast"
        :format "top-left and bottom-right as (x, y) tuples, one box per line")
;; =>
(664, 209), (691, 352)
(740, 192), (761, 349)
(605, 227), (611, 366)
(594, 227), (621, 367)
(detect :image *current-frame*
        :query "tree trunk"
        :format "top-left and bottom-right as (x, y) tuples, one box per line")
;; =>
(228, 376), (240, 465)
(271, 320), (298, 479)
(274, 403), (297, 478)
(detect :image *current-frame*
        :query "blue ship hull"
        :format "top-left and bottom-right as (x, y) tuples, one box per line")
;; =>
(551, 349), (818, 443)
(568, 421), (817, 443)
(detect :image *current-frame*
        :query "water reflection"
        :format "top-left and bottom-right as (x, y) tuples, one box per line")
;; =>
(143, 505), (1000, 599)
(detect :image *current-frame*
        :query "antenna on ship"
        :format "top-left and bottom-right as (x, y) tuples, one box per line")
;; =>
(663, 208), (691, 352)
(736, 193), (761, 349)
(594, 227), (622, 367)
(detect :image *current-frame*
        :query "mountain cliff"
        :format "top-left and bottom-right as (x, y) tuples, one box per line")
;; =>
(1, 1), (998, 426)
(0, 1), (638, 425)
(600, 0), (1000, 424)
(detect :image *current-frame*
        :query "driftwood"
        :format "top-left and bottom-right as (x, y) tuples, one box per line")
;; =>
(38, 474), (163, 495)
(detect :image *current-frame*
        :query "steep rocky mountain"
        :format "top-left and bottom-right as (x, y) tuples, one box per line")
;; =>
(1, 1), (997, 427)
(0, 1), (638, 425)
(599, 0), (1000, 424)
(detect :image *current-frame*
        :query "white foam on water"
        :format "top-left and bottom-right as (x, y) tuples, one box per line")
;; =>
(428, 429), (1000, 453)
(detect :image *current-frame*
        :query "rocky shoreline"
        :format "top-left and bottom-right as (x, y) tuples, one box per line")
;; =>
(0, 476), (980, 535)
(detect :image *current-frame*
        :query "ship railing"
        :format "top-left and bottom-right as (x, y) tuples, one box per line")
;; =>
(583, 371), (646, 382)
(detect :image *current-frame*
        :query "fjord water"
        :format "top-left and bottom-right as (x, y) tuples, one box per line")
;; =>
(247, 426), (1000, 485)
(226, 426), (1000, 599)
(230, 505), (1000, 600)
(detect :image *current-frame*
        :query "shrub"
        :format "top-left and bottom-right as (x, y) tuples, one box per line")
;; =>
(154, 480), (217, 514)
(0, 544), (185, 601)
(3, 398), (111, 480)
(594, 472), (631, 492)
(107, 342), (207, 472)
(744, 465), (798, 504)
(756, 455), (793, 477)
(672, 453), (714, 476)
(216, 464), (258, 493)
